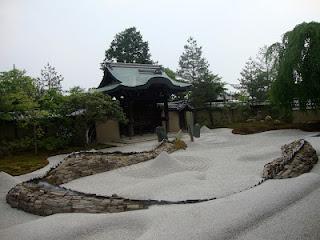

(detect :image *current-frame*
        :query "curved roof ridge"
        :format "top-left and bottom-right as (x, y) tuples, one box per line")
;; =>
(97, 62), (191, 94)
(107, 62), (162, 69)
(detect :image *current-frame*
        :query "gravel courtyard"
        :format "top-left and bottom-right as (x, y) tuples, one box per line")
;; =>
(1, 128), (320, 240)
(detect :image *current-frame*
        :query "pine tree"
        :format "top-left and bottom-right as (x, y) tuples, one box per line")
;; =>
(177, 37), (225, 107)
(177, 37), (209, 83)
(101, 27), (152, 69)
(239, 57), (270, 102)
(37, 63), (63, 93)
(238, 44), (281, 103)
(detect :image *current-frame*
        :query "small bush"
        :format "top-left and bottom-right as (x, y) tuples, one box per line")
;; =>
(0, 137), (33, 157)
(173, 139), (187, 150)
(38, 136), (70, 151)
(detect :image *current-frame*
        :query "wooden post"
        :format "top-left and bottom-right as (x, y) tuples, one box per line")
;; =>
(128, 101), (134, 137)
(164, 96), (169, 133)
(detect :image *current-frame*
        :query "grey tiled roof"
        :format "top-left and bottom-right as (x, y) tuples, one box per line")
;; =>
(96, 63), (191, 93)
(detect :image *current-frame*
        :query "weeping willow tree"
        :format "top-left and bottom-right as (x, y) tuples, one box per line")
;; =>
(271, 22), (320, 112)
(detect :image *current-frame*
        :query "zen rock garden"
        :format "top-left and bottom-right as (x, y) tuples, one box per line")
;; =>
(6, 137), (318, 216)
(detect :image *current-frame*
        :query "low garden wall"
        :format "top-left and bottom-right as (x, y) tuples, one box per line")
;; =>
(195, 105), (320, 128)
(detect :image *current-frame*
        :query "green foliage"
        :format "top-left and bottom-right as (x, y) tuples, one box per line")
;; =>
(233, 91), (250, 102)
(0, 137), (33, 157)
(239, 57), (270, 102)
(68, 86), (85, 95)
(164, 67), (176, 80)
(271, 22), (320, 111)
(191, 73), (225, 107)
(265, 43), (282, 82)
(0, 69), (38, 119)
(238, 44), (281, 103)
(0, 68), (126, 155)
(177, 37), (225, 106)
(164, 67), (190, 100)
(37, 63), (64, 93)
(62, 92), (127, 124)
(101, 27), (152, 69)
(177, 37), (209, 83)
(38, 89), (65, 114)
(38, 136), (69, 151)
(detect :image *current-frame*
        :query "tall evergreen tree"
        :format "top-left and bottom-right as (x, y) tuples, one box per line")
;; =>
(239, 57), (270, 102)
(101, 27), (152, 69)
(238, 44), (281, 103)
(177, 37), (209, 82)
(191, 73), (225, 107)
(177, 37), (225, 107)
(37, 63), (63, 93)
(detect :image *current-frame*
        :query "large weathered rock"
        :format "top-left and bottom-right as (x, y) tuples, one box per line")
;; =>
(262, 139), (318, 179)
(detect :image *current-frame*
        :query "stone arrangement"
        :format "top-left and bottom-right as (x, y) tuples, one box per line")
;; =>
(6, 140), (186, 216)
(6, 138), (319, 216)
(262, 139), (318, 179)
(6, 181), (217, 216)
(45, 141), (177, 185)
(6, 181), (145, 216)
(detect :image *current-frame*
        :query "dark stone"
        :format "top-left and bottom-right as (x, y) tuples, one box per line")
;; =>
(262, 139), (318, 179)
(193, 123), (201, 138)
(155, 126), (167, 142)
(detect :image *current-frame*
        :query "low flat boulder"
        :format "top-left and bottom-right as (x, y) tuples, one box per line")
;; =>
(262, 139), (318, 179)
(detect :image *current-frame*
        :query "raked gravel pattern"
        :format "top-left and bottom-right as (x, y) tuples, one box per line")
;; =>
(63, 128), (319, 201)
(1, 128), (320, 239)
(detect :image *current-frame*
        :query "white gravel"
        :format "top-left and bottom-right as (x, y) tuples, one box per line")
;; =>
(63, 129), (317, 201)
(0, 172), (39, 229)
(1, 128), (320, 239)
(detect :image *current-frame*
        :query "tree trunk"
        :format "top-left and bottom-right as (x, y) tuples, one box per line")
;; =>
(85, 127), (89, 145)
(33, 124), (38, 155)
(207, 108), (214, 128)
(164, 96), (169, 133)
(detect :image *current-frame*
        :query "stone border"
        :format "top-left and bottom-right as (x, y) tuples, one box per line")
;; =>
(6, 177), (267, 216)
(6, 181), (146, 216)
(7, 140), (196, 216)
(31, 140), (177, 185)
(7, 139), (317, 216)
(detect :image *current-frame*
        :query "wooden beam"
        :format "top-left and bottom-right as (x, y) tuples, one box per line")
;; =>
(128, 101), (134, 137)
(164, 95), (169, 132)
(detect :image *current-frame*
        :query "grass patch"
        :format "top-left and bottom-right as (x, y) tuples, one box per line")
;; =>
(0, 153), (49, 176)
(0, 143), (112, 176)
(230, 121), (320, 135)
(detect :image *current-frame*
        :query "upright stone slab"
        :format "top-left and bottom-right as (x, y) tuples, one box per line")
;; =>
(155, 126), (168, 142)
(193, 123), (200, 138)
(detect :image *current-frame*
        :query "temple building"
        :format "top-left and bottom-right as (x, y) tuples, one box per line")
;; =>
(95, 63), (191, 141)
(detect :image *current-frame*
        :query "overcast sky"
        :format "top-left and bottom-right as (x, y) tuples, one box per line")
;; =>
(1, 0), (319, 90)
